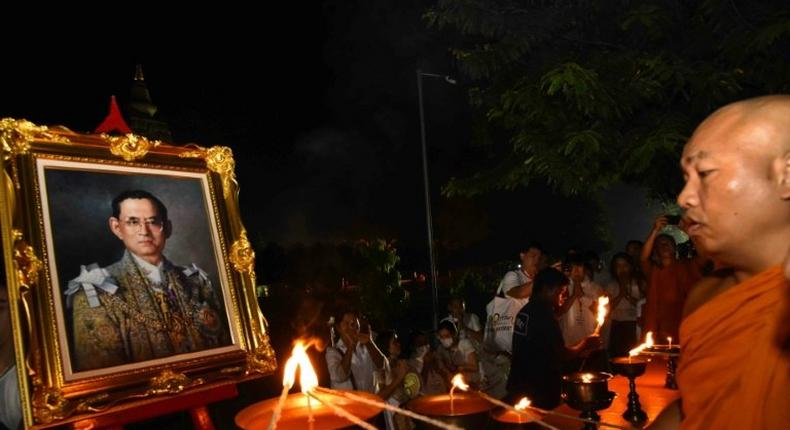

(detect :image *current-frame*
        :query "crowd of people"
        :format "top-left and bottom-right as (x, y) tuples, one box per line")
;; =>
(318, 95), (790, 430)
(321, 224), (701, 429)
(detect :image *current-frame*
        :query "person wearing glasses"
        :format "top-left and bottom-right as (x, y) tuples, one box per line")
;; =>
(67, 190), (229, 372)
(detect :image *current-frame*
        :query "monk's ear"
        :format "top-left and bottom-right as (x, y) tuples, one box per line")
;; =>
(779, 150), (790, 200)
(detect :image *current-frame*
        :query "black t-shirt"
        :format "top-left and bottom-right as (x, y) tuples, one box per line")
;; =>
(506, 299), (565, 409)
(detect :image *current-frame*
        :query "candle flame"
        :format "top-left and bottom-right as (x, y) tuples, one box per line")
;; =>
(581, 373), (594, 383)
(667, 336), (673, 347)
(514, 397), (531, 411)
(282, 340), (319, 393)
(628, 331), (655, 357)
(595, 296), (609, 330)
(451, 373), (469, 391)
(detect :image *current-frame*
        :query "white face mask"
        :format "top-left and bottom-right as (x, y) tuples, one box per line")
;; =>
(439, 337), (454, 349)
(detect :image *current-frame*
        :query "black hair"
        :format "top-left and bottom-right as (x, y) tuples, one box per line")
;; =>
(111, 190), (168, 221)
(655, 233), (676, 246)
(376, 330), (398, 354)
(532, 267), (569, 296)
(332, 307), (358, 328)
(519, 241), (544, 254)
(609, 252), (635, 279)
(437, 319), (458, 336)
(447, 296), (464, 306)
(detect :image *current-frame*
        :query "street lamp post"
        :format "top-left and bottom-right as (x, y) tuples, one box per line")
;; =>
(416, 69), (456, 331)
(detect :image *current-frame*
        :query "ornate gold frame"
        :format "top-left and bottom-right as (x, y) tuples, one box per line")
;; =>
(0, 119), (276, 428)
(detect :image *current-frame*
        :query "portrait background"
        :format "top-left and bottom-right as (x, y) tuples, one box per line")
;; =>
(43, 167), (232, 374)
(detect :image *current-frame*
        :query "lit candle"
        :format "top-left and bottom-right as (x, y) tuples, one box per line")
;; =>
(628, 331), (655, 358)
(514, 397), (530, 424)
(240, 340), (382, 430)
(593, 296), (610, 335)
(668, 336), (673, 348)
(449, 374), (468, 414)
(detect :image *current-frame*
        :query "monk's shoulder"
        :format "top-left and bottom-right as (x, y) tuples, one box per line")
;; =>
(683, 269), (738, 317)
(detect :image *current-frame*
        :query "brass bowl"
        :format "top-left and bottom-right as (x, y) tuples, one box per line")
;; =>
(610, 357), (648, 378)
(407, 392), (493, 430)
(561, 372), (613, 406)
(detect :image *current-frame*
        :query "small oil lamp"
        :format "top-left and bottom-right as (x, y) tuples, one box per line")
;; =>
(406, 392), (493, 430)
(561, 372), (615, 430)
(407, 374), (493, 429)
(641, 336), (680, 389)
(490, 397), (545, 429)
(235, 341), (382, 430)
(609, 334), (654, 423)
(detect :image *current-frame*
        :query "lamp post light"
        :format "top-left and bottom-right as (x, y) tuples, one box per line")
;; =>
(416, 69), (456, 331)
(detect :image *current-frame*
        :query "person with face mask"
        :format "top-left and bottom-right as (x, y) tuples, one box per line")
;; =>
(407, 331), (446, 395)
(434, 320), (480, 388)
(440, 297), (482, 343)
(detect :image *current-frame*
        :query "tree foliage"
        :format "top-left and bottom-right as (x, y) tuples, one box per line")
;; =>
(426, 0), (790, 199)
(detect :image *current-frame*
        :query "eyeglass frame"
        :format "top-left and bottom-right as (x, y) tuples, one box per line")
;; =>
(119, 217), (166, 232)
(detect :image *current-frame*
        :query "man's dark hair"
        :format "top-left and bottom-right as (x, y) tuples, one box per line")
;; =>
(111, 190), (168, 221)
(532, 267), (569, 296)
(519, 241), (544, 254)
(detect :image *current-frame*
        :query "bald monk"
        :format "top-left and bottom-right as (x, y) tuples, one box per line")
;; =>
(648, 96), (790, 429)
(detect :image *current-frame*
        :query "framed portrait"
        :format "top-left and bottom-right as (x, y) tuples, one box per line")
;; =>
(0, 119), (276, 428)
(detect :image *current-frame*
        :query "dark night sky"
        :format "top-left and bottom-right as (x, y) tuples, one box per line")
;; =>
(0, 2), (660, 272)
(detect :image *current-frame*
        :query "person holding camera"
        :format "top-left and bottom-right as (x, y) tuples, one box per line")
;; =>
(326, 308), (386, 393)
(640, 215), (706, 341)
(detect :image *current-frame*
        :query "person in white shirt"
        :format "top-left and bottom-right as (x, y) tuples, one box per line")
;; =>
(557, 256), (605, 370)
(325, 309), (386, 393)
(440, 297), (482, 342)
(435, 320), (480, 388)
(499, 244), (543, 299)
(480, 243), (544, 398)
(604, 253), (646, 357)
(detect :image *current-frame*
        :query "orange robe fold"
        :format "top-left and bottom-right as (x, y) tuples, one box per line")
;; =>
(678, 266), (790, 429)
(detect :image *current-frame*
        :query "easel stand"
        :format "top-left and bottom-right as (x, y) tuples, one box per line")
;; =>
(69, 382), (238, 430)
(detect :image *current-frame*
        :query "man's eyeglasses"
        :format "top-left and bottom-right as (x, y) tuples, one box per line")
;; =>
(122, 218), (165, 232)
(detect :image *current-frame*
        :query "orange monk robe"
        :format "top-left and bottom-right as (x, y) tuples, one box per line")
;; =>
(678, 266), (790, 429)
(643, 260), (700, 339)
